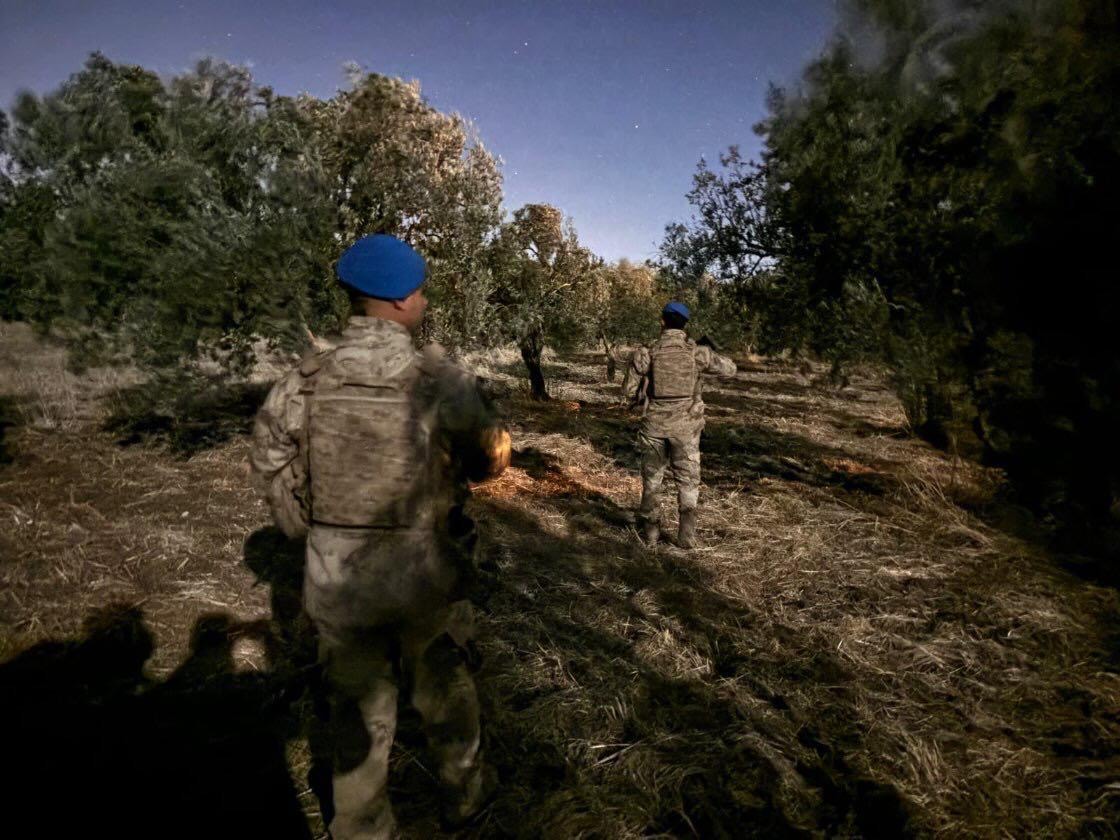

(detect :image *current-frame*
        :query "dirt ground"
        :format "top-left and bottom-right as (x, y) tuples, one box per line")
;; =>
(1, 325), (1118, 838)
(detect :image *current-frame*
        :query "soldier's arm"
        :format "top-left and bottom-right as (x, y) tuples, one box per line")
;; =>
(250, 368), (310, 536)
(250, 368), (304, 480)
(696, 345), (737, 378)
(620, 347), (651, 405)
(426, 347), (511, 482)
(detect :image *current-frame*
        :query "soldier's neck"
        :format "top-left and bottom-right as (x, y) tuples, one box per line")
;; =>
(355, 298), (412, 330)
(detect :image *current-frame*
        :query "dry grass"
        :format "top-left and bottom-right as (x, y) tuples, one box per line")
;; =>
(0, 428), (270, 673)
(1, 328), (1118, 838)
(0, 321), (144, 430)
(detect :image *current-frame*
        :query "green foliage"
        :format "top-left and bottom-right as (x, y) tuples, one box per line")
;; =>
(0, 55), (505, 373)
(424, 261), (504, 350)
(304, 68), (503, 351)
(661, 148), (777, 287)
(578, 259), (662, 380)
(659, 149), (784, 352)
(489, 203), (598, 398)
(788, 0), (1120, 530)
(586, 260), (661, 348)
(664, 0), (1120, 536)
(1, 55), (334, 372)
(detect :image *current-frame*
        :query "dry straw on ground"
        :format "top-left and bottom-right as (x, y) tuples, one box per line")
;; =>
(1, 329), (1117, 838)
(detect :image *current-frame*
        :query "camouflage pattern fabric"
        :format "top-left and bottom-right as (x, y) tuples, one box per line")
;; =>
(251, 315), (503, 840)
(621, 329), (737, 438)
(638, 430), (702, 513)
(304, 338), (428, 529)
(316, 604), (481, 840)
(621, 329), (737, 521)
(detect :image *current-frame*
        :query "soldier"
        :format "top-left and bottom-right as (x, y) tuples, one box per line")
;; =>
(621, 301), (737, 549)
(250, 234), (510, 840)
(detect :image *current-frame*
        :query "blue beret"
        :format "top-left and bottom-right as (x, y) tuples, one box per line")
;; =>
(663, 301), (690, 321)
(336, 234), (427, 300)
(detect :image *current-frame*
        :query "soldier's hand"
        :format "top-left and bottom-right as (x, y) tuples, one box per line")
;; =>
(478, 427), (512, 479)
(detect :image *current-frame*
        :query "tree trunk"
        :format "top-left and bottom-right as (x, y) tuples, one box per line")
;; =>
(520, 334), (549, 400)
(827, 358), (849, 390)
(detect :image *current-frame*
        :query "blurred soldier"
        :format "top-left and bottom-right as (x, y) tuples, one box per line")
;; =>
(250, 234), (510, 840)
(621, 301), (737, 549)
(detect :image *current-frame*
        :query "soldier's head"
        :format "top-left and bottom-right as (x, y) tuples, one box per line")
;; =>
(337, 234), (429, 333)
(661, 301), (690, 331)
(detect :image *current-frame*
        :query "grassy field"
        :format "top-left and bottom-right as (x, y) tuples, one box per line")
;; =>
(1, 323), (1118, 838)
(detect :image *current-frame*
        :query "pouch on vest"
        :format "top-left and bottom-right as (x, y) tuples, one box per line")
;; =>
(649, 340), (697, 399)
(306, 349), (428, 528)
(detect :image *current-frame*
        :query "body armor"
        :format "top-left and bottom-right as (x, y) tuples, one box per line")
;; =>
(301, 346), (431, 529)
(649, 334), (698, 400)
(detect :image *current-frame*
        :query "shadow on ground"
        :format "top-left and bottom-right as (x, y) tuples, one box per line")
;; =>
(0, 602), (312, 839)
(465, 440), (1120, 836)
(460, 487), (915, 839)
(0, 394), (18, 464)
(490, 357), (610, 390)
(515, 389), (897, 498)
(104, 379), (271, 456)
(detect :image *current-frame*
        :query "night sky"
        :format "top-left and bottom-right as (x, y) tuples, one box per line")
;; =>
(1, 0), (838, 261)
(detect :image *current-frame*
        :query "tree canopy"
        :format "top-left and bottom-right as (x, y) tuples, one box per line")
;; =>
(0, 54), (505, 372)
(663, 0), (1120, 543)
(488, 203), (598, 399)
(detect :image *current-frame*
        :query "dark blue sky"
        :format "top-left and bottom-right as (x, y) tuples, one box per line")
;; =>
(1, 0), (838, 260)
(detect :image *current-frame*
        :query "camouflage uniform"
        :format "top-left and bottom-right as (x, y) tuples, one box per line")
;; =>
(621, 329), (736, 542)
(251, 316), (501, 840)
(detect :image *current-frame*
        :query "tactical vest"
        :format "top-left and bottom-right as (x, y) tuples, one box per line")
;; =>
(649, 334), (698, 400)
(299, 346), (430, 528)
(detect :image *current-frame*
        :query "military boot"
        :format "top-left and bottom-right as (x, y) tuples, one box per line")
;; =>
(677, 508), (699, 549)
(636, 513), (661, 546)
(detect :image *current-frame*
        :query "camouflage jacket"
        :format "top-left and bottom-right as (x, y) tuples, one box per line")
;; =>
(620, 329), (737, 437)
(250, 317), (507, 627)
(251, 315), (500, 535)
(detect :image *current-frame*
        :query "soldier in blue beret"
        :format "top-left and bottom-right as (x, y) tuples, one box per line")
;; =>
(620, 301), (738, 549)
(252, 234), (508, 838)
(336, 233), (429, 303)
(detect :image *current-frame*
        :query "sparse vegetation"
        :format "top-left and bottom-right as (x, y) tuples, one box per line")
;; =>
(662, 0), (1120, 551)
(3, 4), (1120, 833)
(1, 328), (1117, 837)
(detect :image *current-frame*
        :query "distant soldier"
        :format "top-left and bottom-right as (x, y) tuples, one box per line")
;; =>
(250, 234), (509, 840)
(621, 302), (737, 548)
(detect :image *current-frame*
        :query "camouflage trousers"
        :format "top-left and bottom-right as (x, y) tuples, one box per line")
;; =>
(313, 600), (483, 840)
(638, 430), (702, 519)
